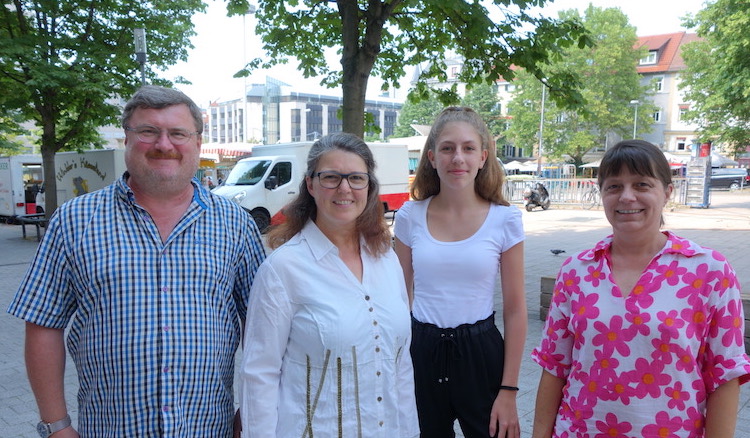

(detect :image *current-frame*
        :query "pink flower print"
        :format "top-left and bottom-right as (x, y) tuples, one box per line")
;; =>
(625, 310), (651, 337)
(629, 358), (672, 399)
(682, 406), (705, 433)
(656, 309), (685, 339)
(670, 344), (696, 373)
(568, 395), (595, 435)
(543, 318), (563, 342)
(655, 259), (687, 286)
(665, 381), (690, 410)
(591, 349), (619, 381)
(650, 333), (674, 364)
(592, 316), (633, 356)
(571, 318), (588, 351)
(571, 293), (601, 321)
(667, 234), (697, 256)
(535, 338), (567, 372)
(584, 262), (606, 287)
(560, 270), (582, 295)
(709, 262), (736, 296)
(681, 305), (707, 340)
(627, 272), (659, 308)
(691, 379), (708, 404)
(677, 263), (712, 305)
(719, 299), (744, 347)
(606, 379), (635, 405)
(594, 412), (633, 438)
(641, 411), (684, 438)
(594, 412), (632, 438)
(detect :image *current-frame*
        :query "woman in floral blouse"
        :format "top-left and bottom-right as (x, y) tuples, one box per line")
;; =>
(532, 140), (750, 438)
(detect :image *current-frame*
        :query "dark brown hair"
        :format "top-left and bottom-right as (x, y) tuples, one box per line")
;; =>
(410, 106), (508, 205)
(598, 140), (672, 189)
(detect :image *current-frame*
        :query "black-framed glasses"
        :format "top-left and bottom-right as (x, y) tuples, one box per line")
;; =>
(315, 171), (370, 190)
(125, 125), (199, 145)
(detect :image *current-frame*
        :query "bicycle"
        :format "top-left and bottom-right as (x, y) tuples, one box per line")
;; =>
(580, 183), (601, 210)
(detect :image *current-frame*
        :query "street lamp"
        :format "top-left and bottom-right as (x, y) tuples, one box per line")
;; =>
(537, 84), (547, 176)
(133, 28), (147, 85)
(629, 99), (640, 139)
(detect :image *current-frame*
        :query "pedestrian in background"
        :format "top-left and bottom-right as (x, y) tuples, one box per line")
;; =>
(240, 133), (419, 437)
(532, 140), (750, 438)
(394, 107), (526, 438)
(8, 85), (265, 437)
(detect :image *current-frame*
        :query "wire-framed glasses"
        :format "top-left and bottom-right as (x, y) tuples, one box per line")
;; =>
(125, 125), (199, 145)
(315, 171), (370, 190)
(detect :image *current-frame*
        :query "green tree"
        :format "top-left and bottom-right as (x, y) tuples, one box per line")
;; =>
(681, 0), (750, 155)
(461, 81), (503, 144)
(505, 6), (654, 168)
(229, 0), (591, 139)
(391, 93), (443, 138)
(0, 0), (205, 216)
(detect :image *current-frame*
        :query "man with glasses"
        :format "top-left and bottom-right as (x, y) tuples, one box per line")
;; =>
(8, 85), (266, 438)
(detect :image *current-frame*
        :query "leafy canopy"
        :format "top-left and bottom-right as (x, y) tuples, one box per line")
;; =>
(681, 0), (750, 155)
(228, 0), (592, 137)
(505, 5), (653, 167)
(0, 0), (206, 215)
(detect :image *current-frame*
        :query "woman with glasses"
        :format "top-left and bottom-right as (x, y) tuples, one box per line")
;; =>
(240, 133), (419, 437)
(394, 107), (526, 438)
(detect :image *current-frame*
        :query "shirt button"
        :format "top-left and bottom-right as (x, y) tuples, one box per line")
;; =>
(375, 347), (380, 353)
(379, 421), (384, 426)
(376, 371), (381, 376)
(163, 405), (170, 412)
(163, 366), (170, 373)
(377, 396), (382, 402)
(365, 295), (371, 300)
(162, 286), (169, 293)
(372, 320), (378, 326)
(369, 307), (374, 312)
(163, 326), (170, 332)
(375, 335), (380, 340)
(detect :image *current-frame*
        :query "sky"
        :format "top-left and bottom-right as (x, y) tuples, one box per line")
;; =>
(163, 0), (708, 107)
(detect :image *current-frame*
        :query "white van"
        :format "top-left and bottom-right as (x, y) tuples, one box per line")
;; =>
(213, 141), (410, 231)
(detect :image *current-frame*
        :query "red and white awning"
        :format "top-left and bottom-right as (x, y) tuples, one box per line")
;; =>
(200, 143), (255, 160)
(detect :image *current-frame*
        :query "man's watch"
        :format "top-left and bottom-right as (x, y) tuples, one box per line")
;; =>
(36, 414), (71, 438)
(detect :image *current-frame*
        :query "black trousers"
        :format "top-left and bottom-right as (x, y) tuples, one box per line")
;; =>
(411, 313), (505, 438)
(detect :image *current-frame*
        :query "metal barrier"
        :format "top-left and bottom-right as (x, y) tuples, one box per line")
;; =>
(505, 178), (689, 207)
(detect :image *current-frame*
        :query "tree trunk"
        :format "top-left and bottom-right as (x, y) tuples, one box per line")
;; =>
(41, 146), (58, 219)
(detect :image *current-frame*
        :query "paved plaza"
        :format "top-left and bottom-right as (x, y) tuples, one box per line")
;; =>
(1, 191), (748, 437)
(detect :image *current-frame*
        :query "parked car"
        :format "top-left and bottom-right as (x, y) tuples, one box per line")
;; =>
(709, 168), (750, 190)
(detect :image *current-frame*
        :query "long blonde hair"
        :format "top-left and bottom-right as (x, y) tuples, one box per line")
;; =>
(410, 106), (508, 205)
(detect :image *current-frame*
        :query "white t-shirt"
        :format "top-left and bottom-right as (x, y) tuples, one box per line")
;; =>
(394, 197), (524, 328)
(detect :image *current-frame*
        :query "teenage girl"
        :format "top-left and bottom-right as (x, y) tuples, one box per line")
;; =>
(394, 106), (527, 438)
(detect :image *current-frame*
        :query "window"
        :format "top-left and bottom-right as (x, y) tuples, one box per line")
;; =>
(652, 110), (661, 122)
(677, 137), (687, 151)
(654, 76), (664, 92)
(678, 104), (689, 121)
(639, 51), (658, 65)
(450, 66), (459, 78)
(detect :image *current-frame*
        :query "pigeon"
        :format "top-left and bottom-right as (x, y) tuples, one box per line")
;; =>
(550, 249), (566, 255)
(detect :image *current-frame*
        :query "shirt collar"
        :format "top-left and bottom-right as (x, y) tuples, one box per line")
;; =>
(585, 230), (708, 262)
(115, 172), (208, 210)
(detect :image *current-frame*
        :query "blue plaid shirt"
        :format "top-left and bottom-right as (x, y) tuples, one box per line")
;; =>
(8, 174), (266, 437)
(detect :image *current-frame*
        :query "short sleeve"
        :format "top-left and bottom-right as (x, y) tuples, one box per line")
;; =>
(393, 200), (414, 245)
(501, 206), (525, 252)
(531, 260), (575, 378)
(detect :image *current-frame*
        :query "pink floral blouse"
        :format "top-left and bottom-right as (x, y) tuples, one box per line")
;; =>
(532, 232), (750, 437)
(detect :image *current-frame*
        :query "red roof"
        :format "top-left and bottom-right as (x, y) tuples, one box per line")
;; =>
(635, 32), (701, 74)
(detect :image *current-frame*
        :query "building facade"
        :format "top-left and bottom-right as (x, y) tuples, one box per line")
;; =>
(205, 77), (402, 146)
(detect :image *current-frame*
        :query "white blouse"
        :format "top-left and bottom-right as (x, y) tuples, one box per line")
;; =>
(240, 220), (419, 438)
